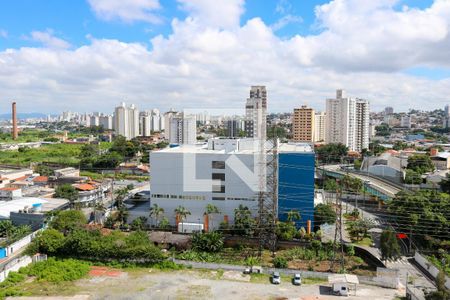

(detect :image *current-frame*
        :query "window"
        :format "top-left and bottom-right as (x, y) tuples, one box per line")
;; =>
(212, 185), (225, 193)
(212, 196), (225, 201)
(212, 173), (225, 180)
(212, 161), (225, 169)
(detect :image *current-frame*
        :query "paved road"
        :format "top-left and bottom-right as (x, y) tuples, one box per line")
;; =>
(322, 165), (402, 197)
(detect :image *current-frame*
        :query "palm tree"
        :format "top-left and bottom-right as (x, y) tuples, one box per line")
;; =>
(204, 204), (220, 231)
(117, 205), (129, 226)
(149, 204), (165, 227)
(94, 201), (106, 224)
(115, 187), (129, 207)
(286, 210), (301, 224)
(174, 205), (191, 232)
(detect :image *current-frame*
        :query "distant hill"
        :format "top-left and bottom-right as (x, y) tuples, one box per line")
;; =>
(0, 113), (48, 120)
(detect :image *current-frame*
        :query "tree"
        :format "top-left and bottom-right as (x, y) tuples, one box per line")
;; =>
(0, 220), (14, 238)
(51, 210), (87, 234)
(425, 269), (450, 300)
(314, 204), (337, 228)
(440, 173), (450, 193)
(159, 217), (171, 230)
(174, 206), (191, 232)
(114, 187), (129, 207)
(34, 164), (54, 177)
(191, 232), (224, 252)
(54, 184), (79, 205)
(316, 143), (348, 163)
(79, 144), (98, 159)
(324, 179), (340, 192)
(130, 216), (148, 231)
(276, 221), (297, 241)
(380, 229), (401, 262)
(92, 152), (123, 169)
(110, 135), (140, 159)
(286, 210), (301, 223)
(117, 205), (129, 226)
(149, 204), (165, 227)
(33, 228), (65, 254)
(405, 169), (422, 184)
(205, 204), (220, 230)
(407, 154), (434, 174)
(233, 205), (256, 236)
(348, 218), (375, 241)
(93, 201), (106, 224)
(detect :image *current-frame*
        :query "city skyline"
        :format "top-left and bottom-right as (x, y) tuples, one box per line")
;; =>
(1, 0), (450, 113)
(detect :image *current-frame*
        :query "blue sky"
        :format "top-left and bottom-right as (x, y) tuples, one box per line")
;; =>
(0, 0), (435, 49)
(0, 0), (449, 113)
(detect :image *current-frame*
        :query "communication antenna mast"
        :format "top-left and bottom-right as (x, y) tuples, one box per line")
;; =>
(257, 128), (278, 257)
(330, 179), (345, 272)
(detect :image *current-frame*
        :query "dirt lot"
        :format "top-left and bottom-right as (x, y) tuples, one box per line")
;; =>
(9, 269), (403, 300)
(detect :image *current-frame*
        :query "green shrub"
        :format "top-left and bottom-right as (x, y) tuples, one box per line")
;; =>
(273, 256), (288, 268)
(23, 258), (90, 282)
(191, 232), (224, 253)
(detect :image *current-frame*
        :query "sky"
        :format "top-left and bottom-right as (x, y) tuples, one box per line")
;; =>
(0, 0), (450, 114)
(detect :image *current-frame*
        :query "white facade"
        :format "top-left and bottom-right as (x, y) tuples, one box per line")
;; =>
(89, 115), (99, 127)
(150, 139), (259, 229)
(163, 109), (178, 139)
(400, 116), (412, 128)
(114, 102), (139, 140)
(139, 111), (152, 137)
(325, 90), (370, 152)
(245, 86), (267, 140)
(314, 112), (326, 142)
(99, 115), (113, 130)
(168, 113), (197, 145)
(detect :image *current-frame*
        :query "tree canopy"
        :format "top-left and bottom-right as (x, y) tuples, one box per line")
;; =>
(316, 143), (348, 163)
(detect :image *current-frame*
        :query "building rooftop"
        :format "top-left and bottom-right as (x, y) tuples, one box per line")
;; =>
(0, 197), (69, 219)
(0, 187), (20, 191)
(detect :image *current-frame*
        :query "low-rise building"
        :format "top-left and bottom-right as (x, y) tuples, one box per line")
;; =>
(0, 187), (22, 200)
(430, 152), (450, 170)
(54, 167), (80, 178)
(0, 197), (69, 230)
(0, 168), (33, 189)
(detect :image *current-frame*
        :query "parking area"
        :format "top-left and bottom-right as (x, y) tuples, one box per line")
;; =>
(10, 269), (402, 300)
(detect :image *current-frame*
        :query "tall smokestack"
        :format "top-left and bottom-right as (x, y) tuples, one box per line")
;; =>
(12, 102), (18, 140)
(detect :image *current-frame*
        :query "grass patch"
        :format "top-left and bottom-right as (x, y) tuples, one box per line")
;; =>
(352, 237), (373, 247)
(0, 143), (82, 166)
(302, 277), (327, 285)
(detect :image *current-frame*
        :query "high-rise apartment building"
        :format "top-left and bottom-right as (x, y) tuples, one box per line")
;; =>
(99, 115), (113, 130)
(139, 111), (152, 137)
(314, 112), (326, 142)
(114, 102), (139, 140)
(163, 109), (177, 139)
(325, 90), (370, 152)
(292, 106), (315, 142)
(168, 113), (197, 145)
(384, 107), (394, 115)
(244, 86), (267, 140)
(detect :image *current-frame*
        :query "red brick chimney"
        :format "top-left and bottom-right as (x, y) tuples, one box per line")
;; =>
(12, 102), (18, 140)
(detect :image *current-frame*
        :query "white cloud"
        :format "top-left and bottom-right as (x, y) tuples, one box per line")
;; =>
(0, 29), (7, 38)
(177, 0), (245, 29)
(28, 30), (71, 49)
(87, 0), (161, 24)
(1, 0), (450, 114)
(271, 14), (303, 32)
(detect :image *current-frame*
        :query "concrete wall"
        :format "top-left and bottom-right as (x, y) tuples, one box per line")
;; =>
(414, 252), (450, 290)
(0, 255), (32, 282)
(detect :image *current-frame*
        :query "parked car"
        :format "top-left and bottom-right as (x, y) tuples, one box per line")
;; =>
(243, 267), (251, 274)
(272, 272), (281, 284)
(293, 273), (301, 286)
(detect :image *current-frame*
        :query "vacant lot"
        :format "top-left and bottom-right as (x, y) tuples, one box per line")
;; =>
(9, 268), (402, 300)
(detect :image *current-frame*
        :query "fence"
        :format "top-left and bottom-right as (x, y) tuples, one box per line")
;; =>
(414, 252), (450, 289)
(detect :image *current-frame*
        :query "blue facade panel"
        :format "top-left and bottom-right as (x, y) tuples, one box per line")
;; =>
(278, 152), (315, 228)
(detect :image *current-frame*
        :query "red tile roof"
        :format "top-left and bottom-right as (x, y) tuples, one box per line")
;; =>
(33, 176), (49, 182)
(74, 183), (95, 191)
(0, 187), (20, 191)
